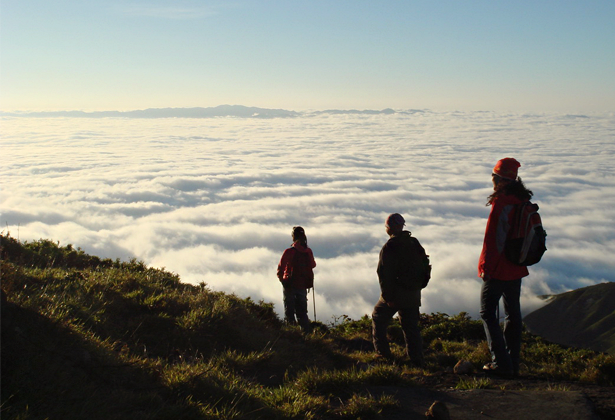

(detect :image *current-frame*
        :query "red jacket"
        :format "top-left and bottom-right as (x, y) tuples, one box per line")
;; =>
(277, 242), (316, 289)
(478, 194), (529, 281)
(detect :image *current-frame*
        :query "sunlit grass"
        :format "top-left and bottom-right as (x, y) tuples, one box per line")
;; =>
(2, 233), (614, 420)
(455, 377), (493, 390)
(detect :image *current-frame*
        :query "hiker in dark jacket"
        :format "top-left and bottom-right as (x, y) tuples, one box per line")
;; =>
(372, 213), (430, 365)
(479, 157), (533, 378)
(277, 226), (316, 332)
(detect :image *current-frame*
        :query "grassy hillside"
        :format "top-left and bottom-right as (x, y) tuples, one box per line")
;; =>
(524, 282), (615, 355)
(2, 234), (614, 420)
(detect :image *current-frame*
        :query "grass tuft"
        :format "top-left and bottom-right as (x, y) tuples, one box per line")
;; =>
(455, 376), (493, 390)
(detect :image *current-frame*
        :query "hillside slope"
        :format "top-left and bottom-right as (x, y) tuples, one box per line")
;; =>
(2, 234), (615, 419)
(524, 282), (615, 355)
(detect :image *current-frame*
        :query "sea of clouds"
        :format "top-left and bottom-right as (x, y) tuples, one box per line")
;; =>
(2, 110), (614, 323)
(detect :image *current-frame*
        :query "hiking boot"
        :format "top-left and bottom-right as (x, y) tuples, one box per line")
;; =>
(483, 362), (513, 378)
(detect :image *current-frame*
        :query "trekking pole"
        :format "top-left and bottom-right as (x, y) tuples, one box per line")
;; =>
(312, 287), (317, 321)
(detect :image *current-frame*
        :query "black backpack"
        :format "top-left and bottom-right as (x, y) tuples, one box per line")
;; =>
(400, 237), (432, 290)
(505, 201), (547, 266)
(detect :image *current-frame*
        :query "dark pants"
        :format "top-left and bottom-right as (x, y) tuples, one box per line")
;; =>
(372, 298), (423, 364)
(283, 287), (311, 332)
(480, 278), (522, 372)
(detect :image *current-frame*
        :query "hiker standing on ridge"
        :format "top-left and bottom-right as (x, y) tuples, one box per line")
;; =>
(372, 213), (431, 366)
(277, 226), (316, 333)
(479, 158), (533, 378)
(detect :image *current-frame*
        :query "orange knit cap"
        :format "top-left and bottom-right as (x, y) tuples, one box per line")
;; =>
(493, 158), (520, 180)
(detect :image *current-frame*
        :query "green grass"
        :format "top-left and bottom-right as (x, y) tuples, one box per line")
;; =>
(455, 377), (493, 390)
(2, 233), (614, 420)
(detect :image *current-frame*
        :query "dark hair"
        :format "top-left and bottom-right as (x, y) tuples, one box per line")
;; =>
(487, 176), (533, 205)
(292, 226), (308, 246)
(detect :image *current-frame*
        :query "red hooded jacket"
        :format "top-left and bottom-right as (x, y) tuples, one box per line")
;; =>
(478, 194), (530, 281)
(277, 242), (316, 289)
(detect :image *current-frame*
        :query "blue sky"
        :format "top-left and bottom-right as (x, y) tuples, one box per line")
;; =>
(2, 1), (614, 112)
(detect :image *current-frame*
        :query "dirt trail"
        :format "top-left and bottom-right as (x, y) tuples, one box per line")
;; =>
(370, 373), (615, 420)
(378, 387), (599, 419)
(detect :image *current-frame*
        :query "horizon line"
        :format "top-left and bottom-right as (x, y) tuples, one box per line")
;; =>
(0, 105), (606, 119)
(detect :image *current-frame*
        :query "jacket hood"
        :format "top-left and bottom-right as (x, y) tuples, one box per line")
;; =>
(292, 242), (310, 253)
(390, 230), (413, 242)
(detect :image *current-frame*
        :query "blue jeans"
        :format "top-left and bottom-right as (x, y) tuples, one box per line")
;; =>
(372, 298), (423, 364)
(480, 278), (522, 372)
(283, 287), (311, 332)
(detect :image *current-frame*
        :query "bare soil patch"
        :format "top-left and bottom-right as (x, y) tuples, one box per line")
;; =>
(372, 372), (615, 419)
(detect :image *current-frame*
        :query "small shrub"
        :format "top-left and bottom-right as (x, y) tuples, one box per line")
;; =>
(422, 312), (484, 345)
(329, 314), (372, 337)
(596, 357), (615, 386)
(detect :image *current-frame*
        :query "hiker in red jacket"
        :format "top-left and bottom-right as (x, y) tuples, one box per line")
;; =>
(277, 226), (316, 332)
(479, 158), (533, 378)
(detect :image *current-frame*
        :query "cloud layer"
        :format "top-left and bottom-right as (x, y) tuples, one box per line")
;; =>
(2, 110), (614, 322)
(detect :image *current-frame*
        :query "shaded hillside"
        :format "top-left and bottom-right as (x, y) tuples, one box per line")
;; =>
(524, 283), (615, 355)
(2, 234), (615, 420)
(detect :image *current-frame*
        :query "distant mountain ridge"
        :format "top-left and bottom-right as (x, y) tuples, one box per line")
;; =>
(523, 282), (615, 354)
(0, 105), (298, 119)
(0, 105), (417, 119)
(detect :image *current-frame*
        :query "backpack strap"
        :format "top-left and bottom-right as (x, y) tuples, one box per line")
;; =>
(288, 247), (298, 288)
(514, 202), (539, 238)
